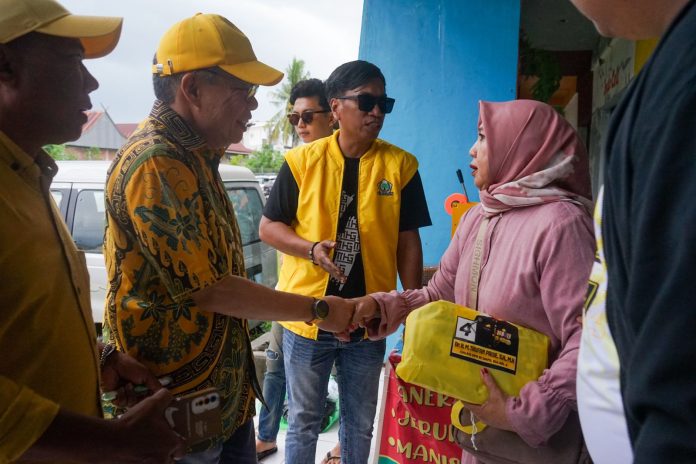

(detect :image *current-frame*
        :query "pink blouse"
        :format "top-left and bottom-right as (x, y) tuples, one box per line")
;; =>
(369, 202), (594, 448)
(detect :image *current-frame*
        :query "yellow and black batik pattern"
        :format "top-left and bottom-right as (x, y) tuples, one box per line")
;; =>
(103, 101), (258, 449)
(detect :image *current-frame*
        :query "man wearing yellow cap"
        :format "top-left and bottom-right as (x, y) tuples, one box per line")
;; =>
(103, 13), (355, 462)
(0, 0), (186, 462)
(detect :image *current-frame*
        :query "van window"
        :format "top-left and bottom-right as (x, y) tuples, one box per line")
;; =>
(50, 187), (72, 216)
(73, 189), (106, 253)
(50, 190), (63, 208)
(226, 187), (263, 246)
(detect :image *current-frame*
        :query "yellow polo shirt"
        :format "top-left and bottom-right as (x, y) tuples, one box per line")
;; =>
(0, 132), (100, 463)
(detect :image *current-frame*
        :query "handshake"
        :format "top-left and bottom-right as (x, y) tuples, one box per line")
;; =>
(314, 295), (382, 336)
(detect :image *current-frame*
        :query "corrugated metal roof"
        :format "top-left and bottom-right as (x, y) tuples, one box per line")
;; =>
(81, 111), (103, 132)
(68, 110), (126, 150)
(226, 142), (253, 155)
(78, 112), (255, 155)
(115, 123), (139, 138)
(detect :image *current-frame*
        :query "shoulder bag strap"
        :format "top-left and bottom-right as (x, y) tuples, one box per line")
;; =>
(468, 217), (490, 310)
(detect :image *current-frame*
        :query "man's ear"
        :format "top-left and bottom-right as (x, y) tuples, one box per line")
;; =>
(330, 98), (341, 123)
(178, 72), (202, 108)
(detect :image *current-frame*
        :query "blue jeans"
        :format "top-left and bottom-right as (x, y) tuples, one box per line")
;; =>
(257, 322), (286, 443)
(284, 328), (385, 464)
(177, 419), (256, 464)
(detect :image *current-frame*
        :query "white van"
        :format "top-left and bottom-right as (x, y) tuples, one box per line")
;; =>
(255, 174), (277, 198)
(50, 161), (277, 334)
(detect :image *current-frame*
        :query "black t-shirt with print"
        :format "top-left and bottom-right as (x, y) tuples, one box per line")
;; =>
(264, 159), (431, 298)
(325, 158), (364, 298)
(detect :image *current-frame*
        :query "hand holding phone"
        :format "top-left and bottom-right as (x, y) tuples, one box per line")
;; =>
(102, 376), (172, 418)
(164, 387), (223, 447)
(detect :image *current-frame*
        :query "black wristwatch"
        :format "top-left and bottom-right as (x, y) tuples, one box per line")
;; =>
(100, 343), (117, 369)
(307, 298), (330, 325)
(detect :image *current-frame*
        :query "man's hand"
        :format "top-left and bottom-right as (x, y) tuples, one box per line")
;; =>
(312, 240), (347, 283)
(350, 296), (380, 328)
(461, 368), (514, 431)
(101, 350), (162, 407)
(316, 295), (355, 333)
(20, 389), (186, 464)
(111, 388), (186, 463)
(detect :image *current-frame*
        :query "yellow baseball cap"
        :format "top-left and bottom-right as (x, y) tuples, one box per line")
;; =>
(153, 13), (283, 86)
(0, 0), (122, 59)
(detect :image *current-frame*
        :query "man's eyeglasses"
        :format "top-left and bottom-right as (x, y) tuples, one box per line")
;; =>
(335, 93), (395, 114)
(242, 84), (259, 100)
(287, 110), (331, 126)
(202, 68), (258, 100)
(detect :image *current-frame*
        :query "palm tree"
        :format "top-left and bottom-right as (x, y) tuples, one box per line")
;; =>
(267, 57), (310, 148)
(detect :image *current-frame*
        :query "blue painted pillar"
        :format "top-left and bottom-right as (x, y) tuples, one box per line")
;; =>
(359, 0), (520, 266)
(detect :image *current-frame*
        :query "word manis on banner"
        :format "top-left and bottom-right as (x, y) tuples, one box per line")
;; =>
(377, 353), (462, 464)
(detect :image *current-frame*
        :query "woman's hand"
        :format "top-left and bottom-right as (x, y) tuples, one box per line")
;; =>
(462, 368), (514, 432)
(350, 296), (380, 328)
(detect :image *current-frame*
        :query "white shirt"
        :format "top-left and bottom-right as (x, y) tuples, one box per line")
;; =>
(577, 187), (633, 463)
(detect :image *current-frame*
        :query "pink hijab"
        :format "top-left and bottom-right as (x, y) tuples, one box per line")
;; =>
(477, 99), (592, 216)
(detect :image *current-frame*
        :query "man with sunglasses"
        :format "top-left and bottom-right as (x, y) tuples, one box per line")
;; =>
(260, 60), (431, 463)
(103, 14), (357, 463)
(256, 77), (336, 461)
(286, 78), (336, 145)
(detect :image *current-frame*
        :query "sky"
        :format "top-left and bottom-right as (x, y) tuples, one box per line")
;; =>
(60, 0), (364, 124)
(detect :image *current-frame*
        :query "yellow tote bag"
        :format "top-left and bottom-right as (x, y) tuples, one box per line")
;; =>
(395, 301), (549, 431)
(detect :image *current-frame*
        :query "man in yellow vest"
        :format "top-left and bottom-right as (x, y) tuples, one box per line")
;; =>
(260, 60), (432, 463)
(255, 77), (337, 461)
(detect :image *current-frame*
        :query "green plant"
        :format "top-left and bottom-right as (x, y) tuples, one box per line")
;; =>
(85, 146), (102, 160)
(248, 321), (272, 341)
(44, 144), (77, 160)
(228, 145), (284, 173)
(519, 33), (562, 103)
(228, 154), (247, 167)
(245, 144), (284, 173)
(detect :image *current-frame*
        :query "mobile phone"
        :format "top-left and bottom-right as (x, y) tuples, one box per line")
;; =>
(164, 387), (223, 447)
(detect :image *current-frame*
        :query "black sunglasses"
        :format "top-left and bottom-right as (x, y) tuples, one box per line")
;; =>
(287, 110), (330, 126)
(335, 93), (395, 114)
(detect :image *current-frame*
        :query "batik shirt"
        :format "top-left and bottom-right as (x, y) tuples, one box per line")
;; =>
(103, 100), (258, 448)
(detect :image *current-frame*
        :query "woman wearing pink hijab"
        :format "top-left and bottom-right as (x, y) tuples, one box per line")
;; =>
(352, 99), (594, 463)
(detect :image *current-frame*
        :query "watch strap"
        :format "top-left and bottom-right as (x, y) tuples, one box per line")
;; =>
(100, 343), (117, 368)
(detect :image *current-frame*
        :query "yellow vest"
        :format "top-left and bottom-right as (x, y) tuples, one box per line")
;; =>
(279, 130), (419, 339)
